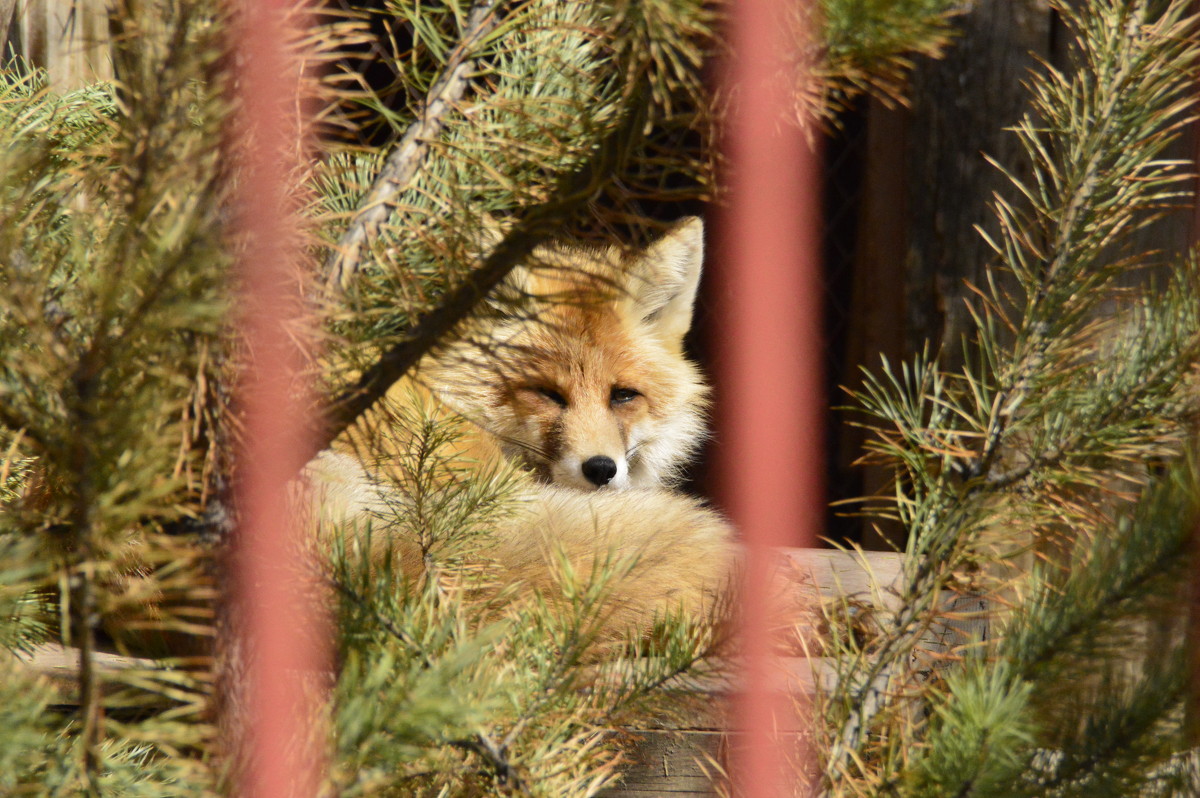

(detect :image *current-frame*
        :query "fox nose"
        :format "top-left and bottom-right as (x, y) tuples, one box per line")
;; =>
(581, 456), (618, 487)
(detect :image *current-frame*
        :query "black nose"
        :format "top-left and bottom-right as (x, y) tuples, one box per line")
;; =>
(581, 456), (618, 486)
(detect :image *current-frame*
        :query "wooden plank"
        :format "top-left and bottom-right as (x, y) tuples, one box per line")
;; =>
(605, 730), (723, 797)
(840, 97), (912, 550)
(9, 642), (157, 702)
(777, 548), (903, 609)
(603, 552), (990, 794)
(0, 0), (17, 60)
(904, 0), (1053, 368)
(606, 727), (820, 797)
(606, 657), (834, 733)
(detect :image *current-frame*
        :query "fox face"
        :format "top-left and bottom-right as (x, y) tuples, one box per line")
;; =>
(428, 218), (709, 491)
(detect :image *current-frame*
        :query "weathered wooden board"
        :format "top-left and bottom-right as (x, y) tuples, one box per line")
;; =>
(9, 642), (159, 708)
(778, 547), (904, 608)
(606, 730), (724, 797)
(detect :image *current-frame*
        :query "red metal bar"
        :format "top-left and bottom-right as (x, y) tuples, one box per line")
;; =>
(717, 0), (822, 794)
(231, 1), (326, 795)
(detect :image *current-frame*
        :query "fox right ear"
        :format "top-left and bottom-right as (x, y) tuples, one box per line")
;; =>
(629, 217), (705, 348)
(468, 215), (533, 316)
(467, 213), (506, 258)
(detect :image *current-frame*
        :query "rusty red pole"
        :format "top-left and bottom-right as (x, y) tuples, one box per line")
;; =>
(717, 0), (822, 794)
(231, 1), (327, 795)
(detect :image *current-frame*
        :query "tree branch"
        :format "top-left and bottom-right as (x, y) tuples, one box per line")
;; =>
(322, 0), (500, 293)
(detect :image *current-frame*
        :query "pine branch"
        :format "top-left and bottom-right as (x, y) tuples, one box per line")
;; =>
(451, 734), (524, 791)
(816, 0), (960, 116)
(326, 571), (431, 667)
(1028, 667), (1187, 797)
(322, 0), (500, 293)
(828, 2), (1200, 791)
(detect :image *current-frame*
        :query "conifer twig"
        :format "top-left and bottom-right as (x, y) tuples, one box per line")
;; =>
(452, 734), (522, 789)
(325, 573), (431, 667)
(322, 0), (500, 293)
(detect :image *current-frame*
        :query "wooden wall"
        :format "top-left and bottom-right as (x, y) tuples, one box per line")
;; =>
(3, 0), (113, 90)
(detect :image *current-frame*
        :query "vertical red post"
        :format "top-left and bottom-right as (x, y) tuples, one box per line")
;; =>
(1190, 22), (1200, 762)
(232, 1), (326, 796)
(717, 0), (822, 794)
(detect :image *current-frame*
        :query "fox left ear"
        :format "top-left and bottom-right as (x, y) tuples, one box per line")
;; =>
(629, 217), (704, 346)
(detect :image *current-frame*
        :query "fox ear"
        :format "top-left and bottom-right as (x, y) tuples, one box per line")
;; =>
(629, 217), (704, 346)
(488, 265), (534, 317)
(468, 213), (507, 257)
(470, 215), (533, 315)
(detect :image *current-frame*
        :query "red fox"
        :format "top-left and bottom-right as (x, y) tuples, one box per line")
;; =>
(422, 218), (710, 491)
(312, 218), (733, 640)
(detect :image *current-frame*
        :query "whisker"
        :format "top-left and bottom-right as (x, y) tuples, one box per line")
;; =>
(430, 398), (555, 464)
(495, 433), (554, 463)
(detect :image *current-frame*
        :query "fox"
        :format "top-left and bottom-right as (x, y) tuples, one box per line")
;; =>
(311, 217), (734, 640)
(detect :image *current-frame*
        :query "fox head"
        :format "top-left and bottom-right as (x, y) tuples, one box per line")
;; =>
(427, 218), (709, 491)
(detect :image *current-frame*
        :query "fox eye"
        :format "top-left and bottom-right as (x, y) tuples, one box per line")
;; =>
(537, 387), (568, 407)
(610, 387), (640, 405)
